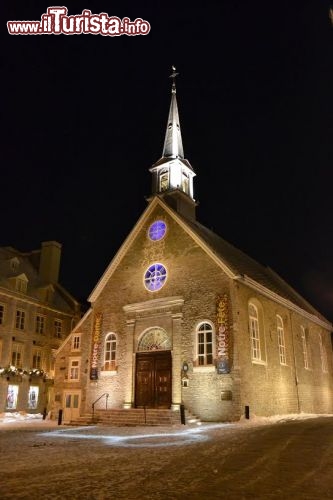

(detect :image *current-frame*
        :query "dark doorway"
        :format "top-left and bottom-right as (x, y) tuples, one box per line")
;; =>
(135, 351), (172, 408)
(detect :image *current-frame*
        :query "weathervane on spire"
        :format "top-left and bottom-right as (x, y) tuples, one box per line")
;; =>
(169, 65), (179, 93)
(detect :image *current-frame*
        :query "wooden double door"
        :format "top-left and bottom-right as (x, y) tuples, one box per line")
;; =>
(135, 351), (172, 408)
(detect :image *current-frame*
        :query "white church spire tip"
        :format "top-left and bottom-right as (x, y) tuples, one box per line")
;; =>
(169, 65), (179, 94)
(162, 66), (184, 159)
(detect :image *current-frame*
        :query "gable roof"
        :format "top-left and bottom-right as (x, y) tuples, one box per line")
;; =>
(89, 196), (332, 330)
(183, 218), (331, 324)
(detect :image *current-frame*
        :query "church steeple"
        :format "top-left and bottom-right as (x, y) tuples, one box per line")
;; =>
(149, 67), (197, 220)
(162, 67), (184, 159)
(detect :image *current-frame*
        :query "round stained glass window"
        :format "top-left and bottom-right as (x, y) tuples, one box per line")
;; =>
(148, 220), (167, 241)
(144, 263), (167, 292)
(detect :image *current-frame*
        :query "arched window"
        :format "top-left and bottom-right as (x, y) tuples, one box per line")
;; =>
(138, 328), (171, 352)
(318, 333), (328, 373)
(277, 315), (286, 365)
(196, 322), (214, 366)
(104, 333), (117, 371)
(249, 303), (261, 361)
(301, 326), (311, 370)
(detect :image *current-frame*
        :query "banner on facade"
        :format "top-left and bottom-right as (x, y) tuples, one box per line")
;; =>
(90, 312), (102, 380)
(216, 294), (230, 374)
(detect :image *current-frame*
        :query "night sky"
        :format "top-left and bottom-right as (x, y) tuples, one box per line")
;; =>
(3, 2), (333, 322)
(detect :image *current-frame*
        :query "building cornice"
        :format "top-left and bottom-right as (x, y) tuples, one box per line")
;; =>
(123, 296), (184, 314)
(0, 287), (75, 318)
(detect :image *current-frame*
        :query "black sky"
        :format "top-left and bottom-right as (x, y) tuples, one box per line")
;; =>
(3, 1), (333, 321)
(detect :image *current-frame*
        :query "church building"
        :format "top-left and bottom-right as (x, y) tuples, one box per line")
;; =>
(52, 71), (333, 423)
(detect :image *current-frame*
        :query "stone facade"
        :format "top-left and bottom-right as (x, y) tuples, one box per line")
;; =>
(52, 77), (333, 423)
(52, 201), (333, 422)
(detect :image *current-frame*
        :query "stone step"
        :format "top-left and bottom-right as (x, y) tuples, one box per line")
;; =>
(68, 408), (201, 427)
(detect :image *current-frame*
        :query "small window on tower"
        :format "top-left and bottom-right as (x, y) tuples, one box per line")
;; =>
(182, 172), (189, 194)
(159, 170), (169, 192)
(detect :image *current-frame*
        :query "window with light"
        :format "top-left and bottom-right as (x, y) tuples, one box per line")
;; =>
(72, 335), (81, 351)
(104, 333), (117, 370)
(197, 322), (213, 365)
(277, 315), (286, 365)
(69, 359), (80, 380)
(28, 386), (39, 409)
(148, 220), (167, 241)
(249, 303), (261, 361)
(159, 170), (169, 192)
(144, 263), (167, 292)
(301, 326), (311, 369)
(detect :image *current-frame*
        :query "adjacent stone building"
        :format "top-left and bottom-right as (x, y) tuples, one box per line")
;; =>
(0, 241), (81, 414)
(53, 73), (333, 423)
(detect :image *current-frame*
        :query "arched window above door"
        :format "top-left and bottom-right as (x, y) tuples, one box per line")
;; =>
(138, 328), (171, 352)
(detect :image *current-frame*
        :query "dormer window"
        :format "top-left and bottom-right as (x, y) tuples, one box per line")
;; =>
(10, 257), (20, 272)
(13, 273), (28, 294)
(16, 278), (27, 294)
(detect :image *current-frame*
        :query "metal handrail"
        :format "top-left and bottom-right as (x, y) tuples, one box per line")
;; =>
(92, 392), (109, 420)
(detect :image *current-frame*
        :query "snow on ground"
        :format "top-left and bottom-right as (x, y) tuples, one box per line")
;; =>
(0, 410), (331, 427)
(0, 412), (332, 499)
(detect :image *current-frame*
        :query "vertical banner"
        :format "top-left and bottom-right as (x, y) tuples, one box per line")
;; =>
(90, 312), (102, 380)
(216, 294), (230, 374)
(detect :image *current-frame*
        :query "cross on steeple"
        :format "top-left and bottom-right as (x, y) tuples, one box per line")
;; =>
(169, 65), (179, 94)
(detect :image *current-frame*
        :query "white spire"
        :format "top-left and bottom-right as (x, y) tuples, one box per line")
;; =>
(162, 66), (184, 159)
(149, 67), (197, 220)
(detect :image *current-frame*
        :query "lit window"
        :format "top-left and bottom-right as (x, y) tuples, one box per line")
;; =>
(277, 315), (287, 365)
(72, 335), (81, 351)
(11, 342), (23, 368)
(318, 333), (328, 373)
(0, 304), (5, 325)
(28, 386), (39, 409)
(54, 319), (62, 338)
(15, 310), (25, 330)
(138, 328), (171, 352)
(69, 359), (80, 380)
(7, 385), (19, 410)
(32, 349), (42, 369)
(148, 220), (167, 241)
(196, 322), (213, 366)
(301, 326), (311, 370)
(249, 303), (261, 361)
(182, 171), (189, 194)
(159, 170), (169, 192)
(35, 315), (45, 334)
(104, 333), (117, 370)
(144, 263), (167, 292)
